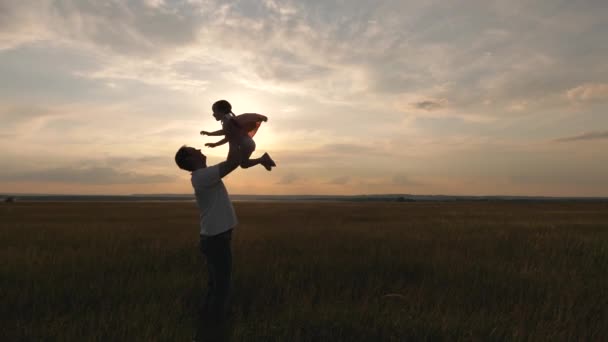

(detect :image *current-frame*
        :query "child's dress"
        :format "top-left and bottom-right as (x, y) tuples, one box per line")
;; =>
(222, 113), (268, 161)
(222, 113), (268, 138)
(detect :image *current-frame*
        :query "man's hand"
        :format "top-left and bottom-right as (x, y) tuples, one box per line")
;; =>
(205, 143), (216, 148)
(200, 130), (210, 136)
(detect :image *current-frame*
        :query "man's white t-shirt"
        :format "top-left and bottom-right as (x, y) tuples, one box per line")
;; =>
(191, 165), (238, 236)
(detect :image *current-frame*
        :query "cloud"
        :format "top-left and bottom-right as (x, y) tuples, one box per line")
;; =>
(92, 155), (171, 168)
(392, 175), (421, 186)
(0, 2), (52, 50)
(566, 83), (608, 103)
(0, 0), (216, 94)
(270, 142), (400, 170)
(2, 0), (608, 197)
(4, 0), (608, 116)
(0, 104), (73, 136)
(356, 174), (423, 192)
(508, 164), (608, 187)
(0, 103), (58, 121)
(328, 176), (350, 185)
(322, 143), (376, 154)
(143, 0), (166, 9)
(555, 131), (608, 143)
(82, 59), (210, 92)
(277, 172), (298, 185)
(1, 166), (174, 185)
(411, 99), (446, 111)
(55, 1), (207, 56)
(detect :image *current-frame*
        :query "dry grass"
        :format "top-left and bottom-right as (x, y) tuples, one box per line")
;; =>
(1, 201), (607, 341)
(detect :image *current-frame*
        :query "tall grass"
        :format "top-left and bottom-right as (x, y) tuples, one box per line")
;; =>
(1, 201), (607, 341)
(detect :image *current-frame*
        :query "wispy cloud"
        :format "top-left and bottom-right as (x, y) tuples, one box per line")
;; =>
(555, 131), (608, 143)
(277, 172), (299, 185)
(392, 174), (421, 186)
(411, 99), (446, 112)
(328, 176), (350, 185)
(1, 166), (174, 185)
(1, 0), (608, 195)
(566, 83), (608, 103)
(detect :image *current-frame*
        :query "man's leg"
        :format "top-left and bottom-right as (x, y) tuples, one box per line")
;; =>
(209, 229), (232, 321)
(196, 236), (216, 341)
(199, 236), (216, 318)
(195, 231), (233, 341)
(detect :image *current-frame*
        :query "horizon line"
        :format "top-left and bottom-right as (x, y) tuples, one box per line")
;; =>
(2, 192), (607, 199)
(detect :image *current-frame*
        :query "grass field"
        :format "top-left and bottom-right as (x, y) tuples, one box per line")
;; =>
(1, 201), (607, 341)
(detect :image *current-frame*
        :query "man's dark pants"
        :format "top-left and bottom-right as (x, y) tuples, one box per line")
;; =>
(196, 229), (233, 340)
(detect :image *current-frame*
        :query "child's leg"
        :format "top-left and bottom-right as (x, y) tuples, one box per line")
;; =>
(241, 152), (275, 171)
(240, 156), (264, 168)
(238, 136), (257, 169)
(238, 136), (275, 170)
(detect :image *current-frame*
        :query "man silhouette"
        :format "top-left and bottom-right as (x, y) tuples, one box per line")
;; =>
(175, 136), (241, 341)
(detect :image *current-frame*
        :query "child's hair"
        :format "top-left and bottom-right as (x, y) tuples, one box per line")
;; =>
(212, 100), (234, 116)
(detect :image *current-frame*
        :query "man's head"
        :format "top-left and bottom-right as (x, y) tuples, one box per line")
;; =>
(175, 145), (207, 171)
(212, 99), (232, 121)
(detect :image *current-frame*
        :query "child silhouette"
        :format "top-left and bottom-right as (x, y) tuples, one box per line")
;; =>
(201, 100), (276, 171)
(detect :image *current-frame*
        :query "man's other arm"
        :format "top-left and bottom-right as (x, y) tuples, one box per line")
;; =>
(218, 136), (241, 178)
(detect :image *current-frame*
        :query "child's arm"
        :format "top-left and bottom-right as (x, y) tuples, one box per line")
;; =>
(205, 137), (228, 148)
(200, 129), (225, 136)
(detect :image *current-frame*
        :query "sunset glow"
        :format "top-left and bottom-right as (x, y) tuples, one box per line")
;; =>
(1, 0), (607, 196)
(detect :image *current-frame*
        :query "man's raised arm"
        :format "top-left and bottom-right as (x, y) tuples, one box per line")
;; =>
(218, 136), (241, 178)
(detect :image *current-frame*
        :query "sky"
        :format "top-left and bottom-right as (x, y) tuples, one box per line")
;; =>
(1, 0), (607, 196)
